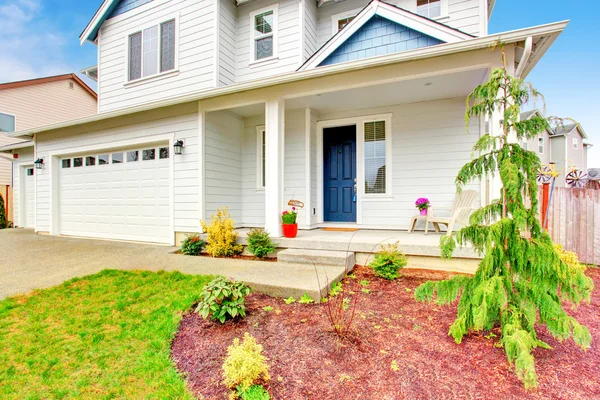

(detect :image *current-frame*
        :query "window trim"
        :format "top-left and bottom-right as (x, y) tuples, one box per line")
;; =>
(249, 5), (279, 64)
(538, 136), (544, 154)
(330, 8), (362, 33)
(124, 13), (180, 85)
(415, 0), (449, 20)
(256, 125), (266, 190)
(0, 111), (16, 133)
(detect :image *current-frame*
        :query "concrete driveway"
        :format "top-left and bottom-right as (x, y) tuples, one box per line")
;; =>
(0, 229), (337, 300)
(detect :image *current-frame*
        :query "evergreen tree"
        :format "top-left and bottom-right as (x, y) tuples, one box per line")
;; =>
(414, 47), (594, 389)
(0, 194), (6, 229)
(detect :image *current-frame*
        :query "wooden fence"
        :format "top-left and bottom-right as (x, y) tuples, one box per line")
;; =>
(541, 187), (600, 266)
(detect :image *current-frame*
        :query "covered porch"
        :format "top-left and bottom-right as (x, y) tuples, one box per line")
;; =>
(196, 57), (499, 240)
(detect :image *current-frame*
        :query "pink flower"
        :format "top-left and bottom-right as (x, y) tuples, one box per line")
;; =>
(292, 207), (296, 210)
(282, 211), (289, 215)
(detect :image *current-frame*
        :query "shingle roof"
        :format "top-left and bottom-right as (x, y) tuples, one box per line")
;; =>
(553, 123), (577, 136)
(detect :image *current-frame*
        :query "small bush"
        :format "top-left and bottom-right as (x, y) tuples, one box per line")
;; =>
(195, 277), (251, 323)
(237, 385), (270, 400)
(180, 234), (205, 256)
(370, 242), (407, 280)
(223, 333), (270, 396)
(247, 228), (277, 258)
(202, 207), (243, 257)
(0, 195), (6, 229)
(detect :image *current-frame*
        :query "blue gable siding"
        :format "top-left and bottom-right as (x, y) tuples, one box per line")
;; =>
(319, 15), (443, 67)
(109, 0), (153, 19)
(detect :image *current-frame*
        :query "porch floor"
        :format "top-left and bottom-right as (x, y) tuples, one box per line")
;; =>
(236, 228), (480, 260)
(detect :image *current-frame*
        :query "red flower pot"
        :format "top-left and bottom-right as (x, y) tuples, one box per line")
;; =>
(282, 223), (298, 238)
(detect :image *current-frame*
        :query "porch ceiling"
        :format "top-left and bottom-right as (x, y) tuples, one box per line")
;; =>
(285, 68), (488, 114)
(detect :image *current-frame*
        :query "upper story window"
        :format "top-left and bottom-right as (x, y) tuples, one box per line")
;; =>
(417, 0), (441, 19)
(251, 7), (278, 62)
(128, 19), (176, 82)
(0, 112), (16, 132)
(337, 16), (355, 31)
(538, 137), (544, 154)
(573, 138), (578, 149)
(521, 140), (529, 151)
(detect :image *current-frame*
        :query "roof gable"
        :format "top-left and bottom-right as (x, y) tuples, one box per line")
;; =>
(80, 0), (153, 44)
(0, 74), (97, 99)
(299, 0), (473, 71)
(319, 15), (443, 67)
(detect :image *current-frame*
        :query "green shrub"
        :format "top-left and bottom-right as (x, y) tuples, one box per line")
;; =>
(223, 333), (270, 396)
(201, 206), (243, 257)
(246, 228), (277, 258)
(180, 234), (206, 256)
(237, 384), (270, 400)
(370, 242), (407, 280)
(195, 277), (251, 323)
(0, 195), (6, 229)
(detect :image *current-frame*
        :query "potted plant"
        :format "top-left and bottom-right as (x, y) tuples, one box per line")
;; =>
(281, 207), (298, 238)
(415, 198), (430, 216)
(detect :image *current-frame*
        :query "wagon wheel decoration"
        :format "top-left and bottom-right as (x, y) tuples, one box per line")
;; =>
(536, 165), (553, 184)
(565, 169), (588, 188)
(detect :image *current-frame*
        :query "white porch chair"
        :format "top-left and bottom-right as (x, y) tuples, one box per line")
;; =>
(425, 190), (479, 236)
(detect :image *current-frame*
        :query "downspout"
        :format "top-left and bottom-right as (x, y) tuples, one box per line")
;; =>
(515, 36), (533, 78)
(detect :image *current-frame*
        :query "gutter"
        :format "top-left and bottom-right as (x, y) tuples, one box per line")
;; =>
(515, 36), (533, 78)
(11, 20), (568, 139)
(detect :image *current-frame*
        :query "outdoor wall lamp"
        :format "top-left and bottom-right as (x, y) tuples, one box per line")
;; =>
(174, 140), (184, 155)
(34, 158), (44, 169)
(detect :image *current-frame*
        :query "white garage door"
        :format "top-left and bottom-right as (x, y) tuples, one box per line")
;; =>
(23, 167), (35, 228)
(59, 145), (172, 244)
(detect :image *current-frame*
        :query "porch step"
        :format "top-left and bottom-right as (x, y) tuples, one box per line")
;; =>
(277, 248), (355, 270)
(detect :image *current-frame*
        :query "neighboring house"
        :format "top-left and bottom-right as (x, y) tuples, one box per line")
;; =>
(3, 0), (568, 245)
(0, 74), (97, 225)
(519, 110), (592, 187)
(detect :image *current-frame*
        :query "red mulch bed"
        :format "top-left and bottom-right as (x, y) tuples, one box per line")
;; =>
(173, 251), (277, 262)
(171, 266), (600, 400)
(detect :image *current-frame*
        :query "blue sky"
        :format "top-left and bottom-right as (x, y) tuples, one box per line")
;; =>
(0, 0), (597, 166)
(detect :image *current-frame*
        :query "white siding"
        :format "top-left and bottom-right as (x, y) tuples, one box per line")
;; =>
(218, 0), (238, 87)
(303, 0), (318, 61)
(235, 0), (302, 83)
(11, 147), (34, 228)
(315, 0), (482, 50)
(241, 115), (265, 227)
(204, 110), (244, 224)
(33, 103), (200, 234)
(98, 0), (216, 112)
(318, 98), (480, 227)
(241, 109), (309, 228)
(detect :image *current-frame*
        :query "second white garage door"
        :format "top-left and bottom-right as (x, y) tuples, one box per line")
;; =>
(59, 145), (172, 244)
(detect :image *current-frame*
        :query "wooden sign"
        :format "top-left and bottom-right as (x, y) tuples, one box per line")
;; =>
(288, 199), (304, 209)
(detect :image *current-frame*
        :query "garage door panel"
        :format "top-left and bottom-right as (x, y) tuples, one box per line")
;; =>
(59, 145), (172, 244)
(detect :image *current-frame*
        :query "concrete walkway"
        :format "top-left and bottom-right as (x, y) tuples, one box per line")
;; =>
(0, 229), (343, 301)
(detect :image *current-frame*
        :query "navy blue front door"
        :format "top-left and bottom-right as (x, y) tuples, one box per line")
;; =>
(324, 125), (357, 222)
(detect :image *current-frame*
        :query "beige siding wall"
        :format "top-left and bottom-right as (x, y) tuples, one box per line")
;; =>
(0, 78), (97, 186)
(0, 79), (97, 131)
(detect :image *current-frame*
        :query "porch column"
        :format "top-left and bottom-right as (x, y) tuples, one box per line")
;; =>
(265, 99), (285, 237)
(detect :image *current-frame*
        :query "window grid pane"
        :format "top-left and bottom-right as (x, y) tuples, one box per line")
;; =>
(129, 32), (142, 81)
(254, 11), (273, 35)
(112, 153), (123, 164)
(0, 112), (15, 132)
(62, 159), (71, 168)
(338, 16), (355, 31)
(364, 121), (386, 194)
(127, 151), (139, 162)
(99, 155), (109, 165)
(159, 147), (169, 159)
(73, 158), (83, 168)
(160, 20), (176, 72)
(417, 0), (441, 18)
(142, 25), (159, 77)
(86, 156), (96, 166)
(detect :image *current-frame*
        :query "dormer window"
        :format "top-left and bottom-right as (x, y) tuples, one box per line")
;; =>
(417, 0), (441, 19)
(128, 19), (176, 82)
(250, 7), (278, 62)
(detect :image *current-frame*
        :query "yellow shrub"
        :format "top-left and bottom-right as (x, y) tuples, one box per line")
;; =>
(201, 206), (243, 257)
(222, 333), (270, 394)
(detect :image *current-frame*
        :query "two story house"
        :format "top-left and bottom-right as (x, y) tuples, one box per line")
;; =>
(520, 109), (592, 188)
(0, 74), (97, 225)
(4, 0), (568, 245)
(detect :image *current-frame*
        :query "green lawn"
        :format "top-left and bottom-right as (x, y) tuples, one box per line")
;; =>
(0, 270), (213, 400)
